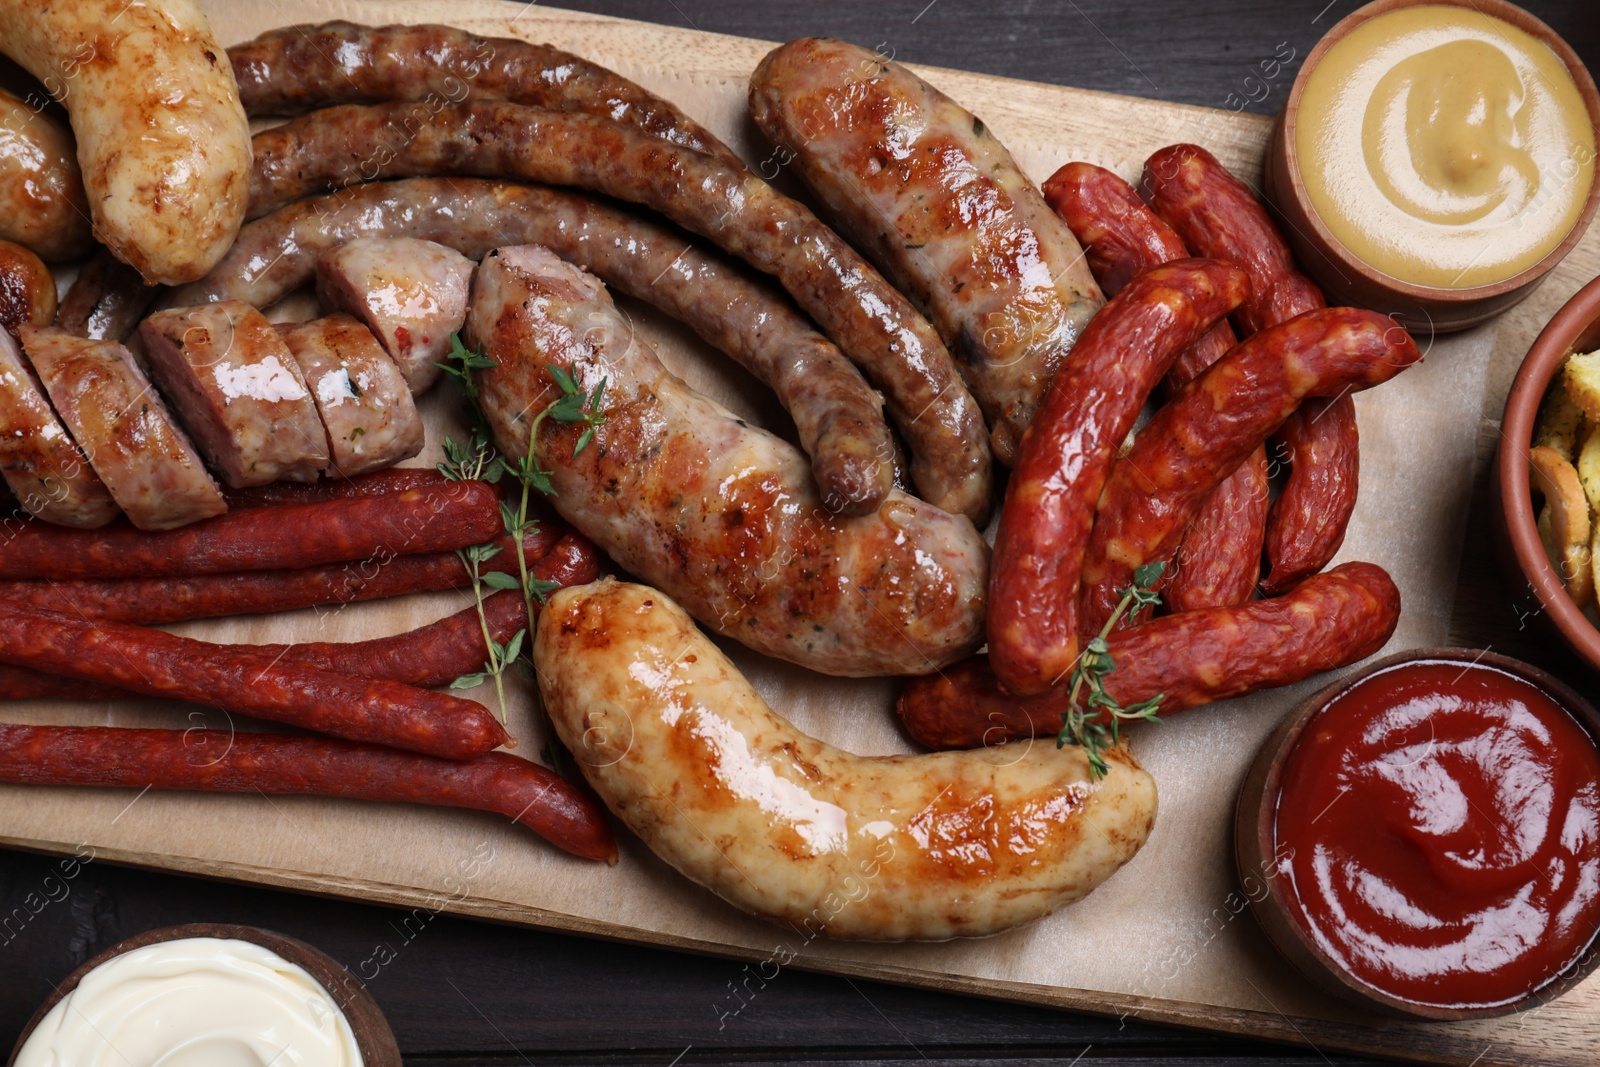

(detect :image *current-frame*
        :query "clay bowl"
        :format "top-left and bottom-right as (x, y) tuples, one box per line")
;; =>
(1235, 647), (1600, 1020)
(5, 922), (401, 1066)
(1265, 0), (1600, 335)
(1495, 273), (1600, 675)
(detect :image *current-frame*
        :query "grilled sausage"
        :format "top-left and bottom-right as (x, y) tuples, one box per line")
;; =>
(237, 102), (992, 520)
(1140, 144), (1357, 594)
(0, 601), (509, 759)
(1042, 161), (1266, 611)
(276, 315), (425, 476)
(140, 301), (330, 486)
(988, 259), (1249, 696)
(0, 524), (596, 624)
(899, 562), (1403, 751)
(0, 724), (616, 862)
(0, 87), (91, 261)
(0, 239), (57, 331)
(538, 579), (1156, 939)
(229, 20), (740, 168)
(1077, 308), (1419, 635)
(467, 246), (986, 676)
(172, 178), (900, 518)
(54, 248), (158, 341)
(748, 37), (1104, 464)
(315, 238), (474, 395)
(0, 324), (118, 527)
(0, 0), (250, 284)
(18, 325), (226, 530)
(0, 480), (502, 580)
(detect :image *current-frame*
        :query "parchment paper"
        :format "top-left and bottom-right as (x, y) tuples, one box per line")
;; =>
(3, 3), (1598, 1063)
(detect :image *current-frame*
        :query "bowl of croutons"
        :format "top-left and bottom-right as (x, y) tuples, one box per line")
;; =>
(1497, 273), (1600, 673)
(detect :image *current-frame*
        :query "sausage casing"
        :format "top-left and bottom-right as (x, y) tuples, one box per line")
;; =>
(899, 562), (1402, 751)
(988, 259), (1249, 696)
(0, 724), (615, 862)
(171, 178), (900, 518)
(238, 101), (992, 520)
(0, 89), (91, 260)
(1140, 143), (1357, 593)
(1043, 161), (1267, 611)
(467, 245), (986, 677)
(18, 325), (227, 530)
(537, 579), (1156, 940)
(748, 38), (1103, 464)
(0, 325), (118, 528)
(0, 601), (509, 760)
(0, 0), (250, 284)
(1078, 307), (1421, 634)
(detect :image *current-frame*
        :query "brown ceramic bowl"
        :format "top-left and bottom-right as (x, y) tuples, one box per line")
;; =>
(5, 923), (401, 1066)
(1495, 273), (1600, 675)
(1236, 647), (1600, 1020)
(1266, 0), (1600, 334)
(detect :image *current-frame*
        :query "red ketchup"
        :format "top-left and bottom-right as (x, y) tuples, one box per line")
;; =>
(1274, 659), (1600, 1011)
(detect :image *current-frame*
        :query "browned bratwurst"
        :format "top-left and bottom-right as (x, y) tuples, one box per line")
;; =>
(229, 20), (741, 168)
(54, 249), (157, 341)
(0, 724), (616, 862)
(0, 88), (91, 261)
(898, 562), (1402, 751)
(1042, 161), (1267, 612)
(748, 38), (1104, 464)
(466, 245), (987, 677)
(1141, 144), (1357, 595)
(988, 259), (1250, 696)
(171, 178), (901, 517)
(237, 103), (991, 520)
(0, 239), (57, 331)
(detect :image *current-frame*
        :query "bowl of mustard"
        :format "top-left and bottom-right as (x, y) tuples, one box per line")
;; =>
(1267, 0), (1599, 333)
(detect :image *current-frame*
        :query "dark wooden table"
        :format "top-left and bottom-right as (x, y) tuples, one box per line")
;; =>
(4, 2), (1598, 1063)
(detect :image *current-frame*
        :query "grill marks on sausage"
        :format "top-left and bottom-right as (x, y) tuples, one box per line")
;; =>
(235, 101), (991, 521)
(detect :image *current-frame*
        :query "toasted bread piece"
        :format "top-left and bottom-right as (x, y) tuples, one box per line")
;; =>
(1563, 350), (1600, 424)
(1531, 444), (1594, 607)
(1536, 380), (1584, 459)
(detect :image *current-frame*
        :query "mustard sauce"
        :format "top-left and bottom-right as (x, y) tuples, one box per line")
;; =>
(1296, 5), (1594, 288)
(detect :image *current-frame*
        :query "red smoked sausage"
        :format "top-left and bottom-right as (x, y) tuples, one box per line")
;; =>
(1140, 143), (1358, 594)
(899, 562), (1402, 751)
(0, 527), (599, 625)
(1042, 161), (1268, 612)
(0, 724), (617, 862)
(988, 258), (1249, 696)
(0, 601), (509, 759)
(0, 480), (502, 580)
(222, 467), (449, 509)
(1078, 308), (1420, 635)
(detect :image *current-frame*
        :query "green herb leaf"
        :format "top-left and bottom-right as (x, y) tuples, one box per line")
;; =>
(449, 672), (488, 690)
(527, 577), (562, 603)
(482, 570), (522, 591)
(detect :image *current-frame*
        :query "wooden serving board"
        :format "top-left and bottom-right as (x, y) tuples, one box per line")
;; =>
(4, 2), (1599, 1063)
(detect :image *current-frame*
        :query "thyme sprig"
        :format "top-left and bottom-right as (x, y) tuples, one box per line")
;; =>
(1057, 561), (1168, 781)
(434, 336), (607, 706)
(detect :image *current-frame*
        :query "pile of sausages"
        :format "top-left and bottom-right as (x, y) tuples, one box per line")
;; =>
(900, 147), (1417, 748)
(0, 8), (1429, 932)
(0, 467), (615, 860)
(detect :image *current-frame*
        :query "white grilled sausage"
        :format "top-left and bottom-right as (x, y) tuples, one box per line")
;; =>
(0, 0), (250, 284)
(535, 579), (1158, 941)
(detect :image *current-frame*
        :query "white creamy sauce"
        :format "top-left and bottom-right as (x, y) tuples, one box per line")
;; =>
(13, 937), (363, 1067)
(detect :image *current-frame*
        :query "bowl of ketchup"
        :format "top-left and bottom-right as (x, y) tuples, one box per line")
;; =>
(1236, 648), (1600, 1019)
